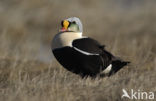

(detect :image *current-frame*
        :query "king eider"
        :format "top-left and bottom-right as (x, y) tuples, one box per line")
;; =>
(51, 17), (130, 77)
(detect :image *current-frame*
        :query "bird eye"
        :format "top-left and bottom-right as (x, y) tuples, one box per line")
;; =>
(72, 21), (76, 24)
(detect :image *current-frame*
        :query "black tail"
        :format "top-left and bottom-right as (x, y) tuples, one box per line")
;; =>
(108, 59), (130, 76)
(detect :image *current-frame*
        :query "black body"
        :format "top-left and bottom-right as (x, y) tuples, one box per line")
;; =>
(52, 38), (130, 77)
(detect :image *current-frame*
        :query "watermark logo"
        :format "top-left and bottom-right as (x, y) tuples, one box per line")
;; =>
(121, 89), (155, 100)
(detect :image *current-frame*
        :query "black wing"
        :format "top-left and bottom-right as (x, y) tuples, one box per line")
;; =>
(72, 37), (115, 68)
(72, 37), (105, 54)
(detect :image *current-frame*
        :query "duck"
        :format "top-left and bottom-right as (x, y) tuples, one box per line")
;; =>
(51, 17), (130, 77)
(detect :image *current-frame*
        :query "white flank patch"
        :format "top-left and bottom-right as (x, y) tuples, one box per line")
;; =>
(73, 47), (99, 55)
(102, 64), (112, 74)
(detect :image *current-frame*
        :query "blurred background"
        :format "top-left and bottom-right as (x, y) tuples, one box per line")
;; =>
(0, 0), (155, 63)
(0, 0), (156, 101)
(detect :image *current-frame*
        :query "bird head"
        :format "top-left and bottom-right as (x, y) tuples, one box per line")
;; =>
(60, 17), (83, 33)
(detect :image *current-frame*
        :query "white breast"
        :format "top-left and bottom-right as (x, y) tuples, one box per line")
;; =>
(52, 32), (82, 49)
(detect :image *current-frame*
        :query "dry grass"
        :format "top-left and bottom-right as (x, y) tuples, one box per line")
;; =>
(0, 0), (156, 101)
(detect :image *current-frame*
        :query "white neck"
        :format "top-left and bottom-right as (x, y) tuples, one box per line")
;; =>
(52, 32), (83, 49)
